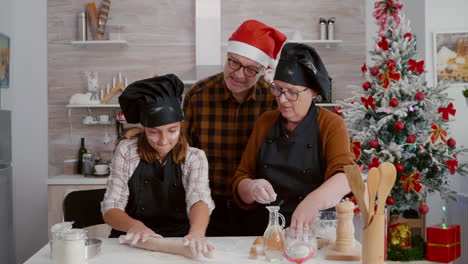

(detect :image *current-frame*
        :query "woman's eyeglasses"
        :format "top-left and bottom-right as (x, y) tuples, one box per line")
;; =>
(269, 82), (309, 101)
(227, 58), (260, 77)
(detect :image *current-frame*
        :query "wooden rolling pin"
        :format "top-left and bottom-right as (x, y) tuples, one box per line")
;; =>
(119, 235), (196, 259)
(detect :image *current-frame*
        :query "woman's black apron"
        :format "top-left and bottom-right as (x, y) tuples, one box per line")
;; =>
(249, 105), (326, 235)
(110, 154), (190, 237)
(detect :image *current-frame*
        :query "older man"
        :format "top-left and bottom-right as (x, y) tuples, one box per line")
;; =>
(183, 20), (287, 236)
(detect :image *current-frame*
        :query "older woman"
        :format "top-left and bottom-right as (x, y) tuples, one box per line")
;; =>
(232, 43), (354, 234)
(101, 74), (215, 258)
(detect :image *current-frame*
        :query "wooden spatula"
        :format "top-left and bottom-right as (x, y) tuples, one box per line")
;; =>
(367, 168), (380, 225)
(344, 165), (369, 227)
(376, 162), (397, 215)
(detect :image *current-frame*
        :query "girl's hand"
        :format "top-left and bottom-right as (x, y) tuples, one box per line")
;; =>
(183, 232), (215, 259)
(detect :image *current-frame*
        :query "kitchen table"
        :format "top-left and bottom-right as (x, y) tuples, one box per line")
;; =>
(25, 236), (363, 264)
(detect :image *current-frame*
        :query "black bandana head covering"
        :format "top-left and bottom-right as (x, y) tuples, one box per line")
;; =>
(118, 74), (184, 127)
(273, 43), (331, 102)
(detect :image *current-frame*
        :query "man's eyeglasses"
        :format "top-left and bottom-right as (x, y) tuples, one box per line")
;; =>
(227, 58), (261, 77)
(269, 82), (309, 101)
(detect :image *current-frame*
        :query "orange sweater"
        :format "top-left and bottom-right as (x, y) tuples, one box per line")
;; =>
(231, 107), (355, 209)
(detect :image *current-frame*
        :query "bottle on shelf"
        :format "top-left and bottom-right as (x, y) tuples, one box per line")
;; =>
(77, 138), (88, 174)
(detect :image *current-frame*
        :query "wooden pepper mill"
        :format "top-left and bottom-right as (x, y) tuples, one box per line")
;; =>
(325, 201), (361, 261)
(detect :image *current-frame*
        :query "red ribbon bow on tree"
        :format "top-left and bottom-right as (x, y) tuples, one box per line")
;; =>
(378, 59), (401, 89)
(361, 96), (376, 110)
(361, 63), (367, 78)
(438, 103), (456, 120)
(350, 139), (362, 160)
(408, 59), (425, 74)
(400, 172), (423, 194)
(446, 155), (458, 174)
(378, 36), (389, 51)
(430, 122), (447, 145)
(368, 157), (380, 170)
(372, 0), (403, 36)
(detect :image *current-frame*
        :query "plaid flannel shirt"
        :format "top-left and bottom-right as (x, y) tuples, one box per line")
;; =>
(183, 73), (277, 198)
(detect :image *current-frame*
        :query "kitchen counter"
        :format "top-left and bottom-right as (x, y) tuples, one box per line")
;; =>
(48, 174), (108, 185)
(26, 237), (362, 264)
(25, 237), (450, 264)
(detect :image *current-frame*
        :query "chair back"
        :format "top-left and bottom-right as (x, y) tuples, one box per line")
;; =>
(63, 188), (106, 228)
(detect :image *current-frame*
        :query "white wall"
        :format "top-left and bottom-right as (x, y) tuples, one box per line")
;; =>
(1, 0), (49, 262)
(423, 0), (468, 227)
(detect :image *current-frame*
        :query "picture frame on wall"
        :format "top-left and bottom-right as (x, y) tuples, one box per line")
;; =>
(433, 30), (468, 85)
(0, 33), (10, 88)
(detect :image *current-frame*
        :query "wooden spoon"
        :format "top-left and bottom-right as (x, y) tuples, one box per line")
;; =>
(366, 168), (380, 225)
(344, 165), (369, 227)
(376, 162), (397, 215)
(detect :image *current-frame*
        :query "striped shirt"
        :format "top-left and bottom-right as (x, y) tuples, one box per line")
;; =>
(101, 138), (215, 216)
(182, 72), (277, 198)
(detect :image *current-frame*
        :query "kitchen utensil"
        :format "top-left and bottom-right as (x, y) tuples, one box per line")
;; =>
(376, 162), (397, 215)
(344, 165), (369, 227)
(362, 213), (385, 264)
(367, 167), (380, 225)
(325, 201), (361, 261)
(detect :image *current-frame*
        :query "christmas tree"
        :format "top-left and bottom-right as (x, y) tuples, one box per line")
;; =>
(338, 0), (468, 211)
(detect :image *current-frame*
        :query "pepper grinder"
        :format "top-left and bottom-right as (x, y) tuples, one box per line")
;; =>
(327, 17), (336, 40)
(325, 201), (361, 261)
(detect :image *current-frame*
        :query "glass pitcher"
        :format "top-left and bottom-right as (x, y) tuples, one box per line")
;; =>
(263, 206), (286, 262)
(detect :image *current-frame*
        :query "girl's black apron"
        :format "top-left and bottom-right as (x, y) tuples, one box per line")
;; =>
(110, 154), (189, 237)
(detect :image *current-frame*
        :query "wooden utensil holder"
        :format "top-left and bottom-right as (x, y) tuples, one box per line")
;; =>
(362, 213), (385, 264)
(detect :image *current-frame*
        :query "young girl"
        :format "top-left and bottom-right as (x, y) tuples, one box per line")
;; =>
(101, 74), (215, 258)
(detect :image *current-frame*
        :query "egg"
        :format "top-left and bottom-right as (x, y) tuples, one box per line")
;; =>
(253, 236), (264, 245)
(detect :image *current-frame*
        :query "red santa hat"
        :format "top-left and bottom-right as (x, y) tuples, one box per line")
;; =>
(227, 20), (287, 68)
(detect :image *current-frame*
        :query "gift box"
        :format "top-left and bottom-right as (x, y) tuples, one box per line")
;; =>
(426, 224), (460, 263)
(388, 222), (411, 248)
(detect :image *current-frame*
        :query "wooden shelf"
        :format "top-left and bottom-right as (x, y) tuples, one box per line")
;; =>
(316, 103), (340, 107)
(50, 40), (128, 47)
(288, 40), (343, 44)
(66, 104), (120, 108)
(71, 40), (128, 47)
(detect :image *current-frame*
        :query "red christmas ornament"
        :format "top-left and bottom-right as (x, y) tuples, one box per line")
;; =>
(389, 98), (399, 107)
(386, 196), (395, 205)
(418, 204), (429, 215)
(396, 163), (404, 173)
(370, 67), (379, 76)
(406, 135), (416, 144)
(394, 121), (405, 131)
(404, 33), (413, 40)
(369, 139), (380, 148)
(447, 138), (456, 147)
(415, 92), (425, 101)
(362, 81), (372, 90)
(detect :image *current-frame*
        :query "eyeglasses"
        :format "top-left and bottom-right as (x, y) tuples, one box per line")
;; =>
(269, 82), (309, 101)
(227, 58), (261, 77)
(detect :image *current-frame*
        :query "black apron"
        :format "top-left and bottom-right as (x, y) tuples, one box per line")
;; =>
(249, 104), (326, 234)
(110, 154), (190, 237)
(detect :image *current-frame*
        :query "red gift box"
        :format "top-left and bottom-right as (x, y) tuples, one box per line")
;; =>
(426, 224), (461, 263)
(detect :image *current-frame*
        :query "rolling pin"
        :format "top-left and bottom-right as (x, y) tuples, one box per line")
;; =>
(119, 235), (195, 259)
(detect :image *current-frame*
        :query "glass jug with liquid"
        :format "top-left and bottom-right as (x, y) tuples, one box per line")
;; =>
(263, 206), (286, 262)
